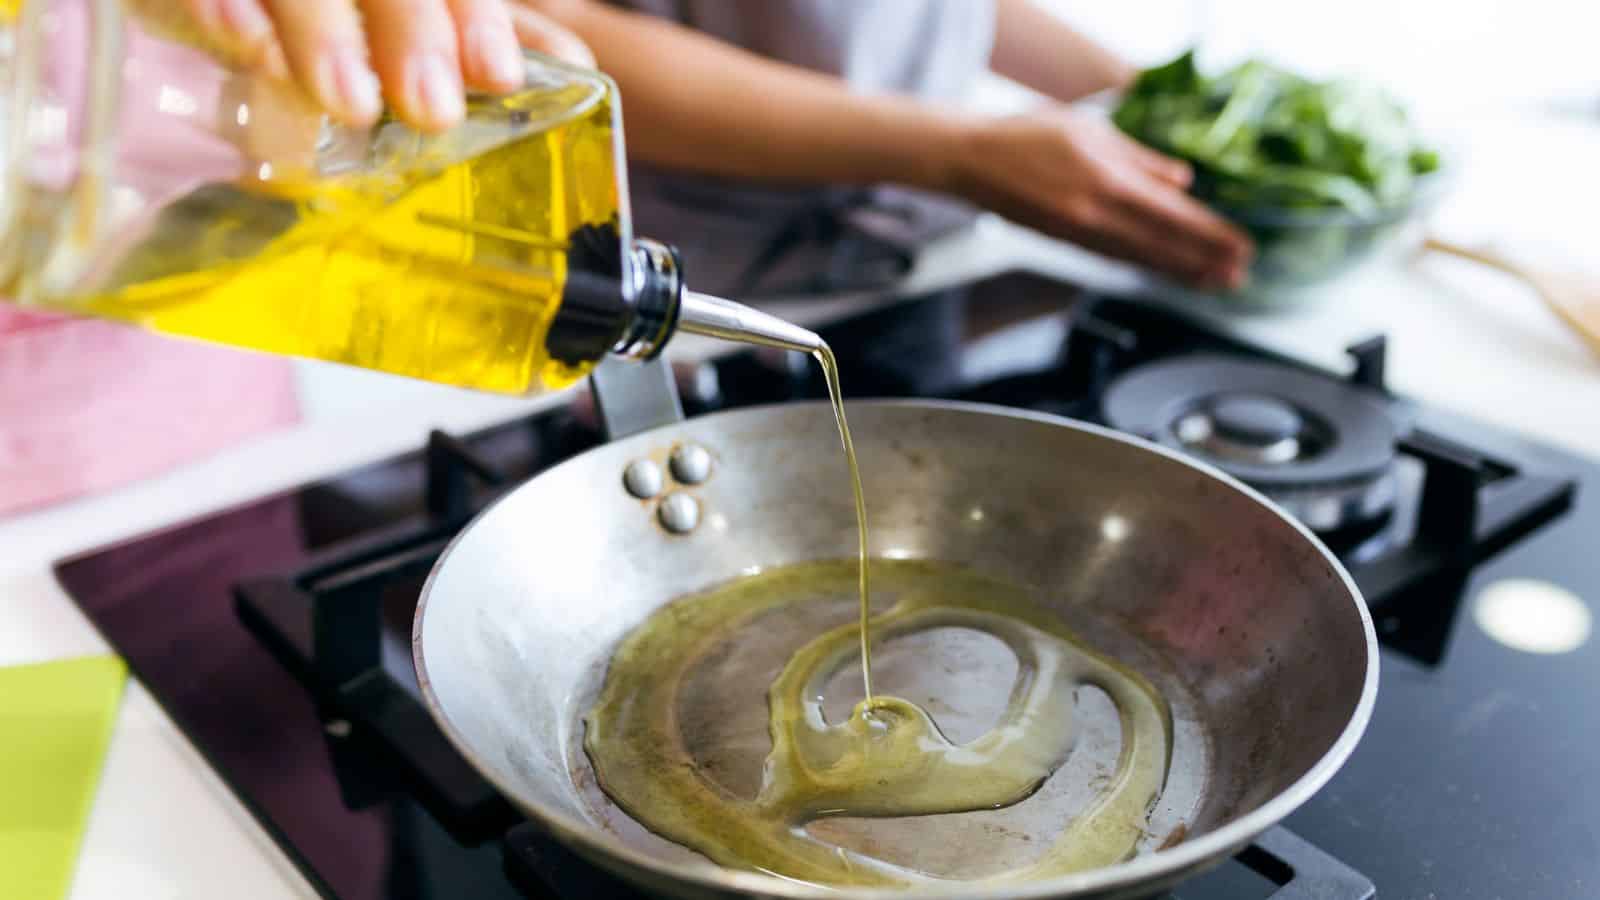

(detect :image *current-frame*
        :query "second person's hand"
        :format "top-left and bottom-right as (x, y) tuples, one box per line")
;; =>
(944, 109), (1253, 290)
(182, 0), (595, 132)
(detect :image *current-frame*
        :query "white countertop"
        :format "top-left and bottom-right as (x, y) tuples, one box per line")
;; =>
(3, 107), (1597, 899)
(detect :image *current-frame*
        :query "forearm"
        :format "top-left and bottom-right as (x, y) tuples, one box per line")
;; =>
(990, 0), (1134, 102)
(525, 0), (970, 191)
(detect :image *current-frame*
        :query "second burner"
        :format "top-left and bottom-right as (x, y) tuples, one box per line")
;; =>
(1103, 354), (1401, 533)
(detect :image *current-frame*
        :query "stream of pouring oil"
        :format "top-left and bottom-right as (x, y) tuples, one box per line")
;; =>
(583, 349), (1174, 887)
(814, 346), (875, 702)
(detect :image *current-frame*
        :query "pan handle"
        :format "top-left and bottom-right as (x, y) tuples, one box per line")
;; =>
(1246, 827), (1376, 900)
(589, 355), (686, 441)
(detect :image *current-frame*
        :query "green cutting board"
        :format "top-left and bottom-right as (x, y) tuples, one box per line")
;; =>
(0, 656), (127, 900)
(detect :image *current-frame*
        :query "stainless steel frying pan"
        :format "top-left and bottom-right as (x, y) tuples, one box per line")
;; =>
(413, 397), (1377, 899)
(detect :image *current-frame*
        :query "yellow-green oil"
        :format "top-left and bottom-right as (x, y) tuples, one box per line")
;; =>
(814, 346), (875, 700)
(583, 560), (1174, 887)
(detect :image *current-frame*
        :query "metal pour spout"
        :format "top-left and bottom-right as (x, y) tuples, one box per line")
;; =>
(675, 290), (824, 355)
(589, 287), (823, 441)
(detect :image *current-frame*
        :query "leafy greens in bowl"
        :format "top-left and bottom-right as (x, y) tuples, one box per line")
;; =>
(1113, 50), (1442, 299)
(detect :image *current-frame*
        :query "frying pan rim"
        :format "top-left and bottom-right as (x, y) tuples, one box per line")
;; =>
(413, 398), (1380, 899)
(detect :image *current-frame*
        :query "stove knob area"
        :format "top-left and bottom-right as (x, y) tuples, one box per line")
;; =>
(682, 362), (724, 413)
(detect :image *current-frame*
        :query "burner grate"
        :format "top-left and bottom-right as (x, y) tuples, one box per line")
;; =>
(235, 429), (525, 842)
(1059, 297), (1577, 665)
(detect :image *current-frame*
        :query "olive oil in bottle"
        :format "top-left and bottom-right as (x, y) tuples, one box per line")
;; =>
(60, 84), (626, 395)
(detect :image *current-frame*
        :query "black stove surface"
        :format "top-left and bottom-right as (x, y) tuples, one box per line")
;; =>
(56, 271), (1598, 899)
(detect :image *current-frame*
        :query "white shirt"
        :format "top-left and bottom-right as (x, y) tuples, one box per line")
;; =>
(612, 0), (996, 99)
(607, 0), (998, 296)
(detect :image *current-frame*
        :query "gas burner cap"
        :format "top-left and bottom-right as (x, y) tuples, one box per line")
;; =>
(1103, 354), (1402, 532)
(1175, 393), (1313, 466)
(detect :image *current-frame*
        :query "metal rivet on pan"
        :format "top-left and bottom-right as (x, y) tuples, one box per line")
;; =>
(623, 460), (664, 499)
(669, 443), (713, 485)
(658, 492), (701, 534)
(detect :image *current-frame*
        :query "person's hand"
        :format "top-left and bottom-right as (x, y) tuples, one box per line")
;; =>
(946, 110), (1252, 289)
(180, 0), (595, 132)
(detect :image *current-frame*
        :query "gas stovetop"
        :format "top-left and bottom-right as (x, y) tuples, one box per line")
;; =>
(55, 271), (1597, 899)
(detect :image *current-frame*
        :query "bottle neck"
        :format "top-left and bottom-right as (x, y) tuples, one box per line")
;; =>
(544, 230), (825, 368)
(612, 237), (685, 359)
(544, 233), (683, 368)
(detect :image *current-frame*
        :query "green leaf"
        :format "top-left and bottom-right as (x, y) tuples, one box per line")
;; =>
(1111, 49), (1434, 216)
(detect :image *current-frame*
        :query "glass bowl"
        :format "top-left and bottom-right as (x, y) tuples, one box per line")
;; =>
(1201, 172), (1448, 308)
